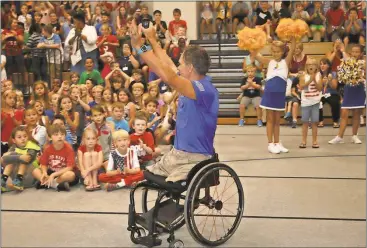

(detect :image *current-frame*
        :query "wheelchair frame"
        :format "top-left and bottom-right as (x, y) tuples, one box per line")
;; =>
(127, 154), (244, 248)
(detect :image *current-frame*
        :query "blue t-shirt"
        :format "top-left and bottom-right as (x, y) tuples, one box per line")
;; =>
(148, 113), (160, 132)
(106, 117), (129, 132)
(174, 76), (219, 155)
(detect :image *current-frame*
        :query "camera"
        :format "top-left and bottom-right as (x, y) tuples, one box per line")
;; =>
(142, 18), (150, 29)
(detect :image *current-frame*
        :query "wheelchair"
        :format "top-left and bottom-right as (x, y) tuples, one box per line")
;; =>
(127, 153), (244, 247)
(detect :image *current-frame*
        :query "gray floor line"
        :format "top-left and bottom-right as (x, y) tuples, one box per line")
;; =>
(3, 209), (365, 222)
(221, 154), (364, 163)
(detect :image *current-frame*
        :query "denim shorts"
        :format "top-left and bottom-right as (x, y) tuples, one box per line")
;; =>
(301, 103), (320, 123)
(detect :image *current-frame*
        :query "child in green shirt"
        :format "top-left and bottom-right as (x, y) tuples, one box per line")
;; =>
(78, 58), (104, 85)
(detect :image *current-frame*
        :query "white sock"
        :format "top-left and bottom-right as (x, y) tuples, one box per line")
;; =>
(50, 179), (59, 189)
(116, 180), (126, 188)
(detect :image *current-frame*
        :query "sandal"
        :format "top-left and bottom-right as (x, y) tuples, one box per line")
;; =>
(85, 185), (94, 192)
(312, 144), (320, 148)
(318, 123), (324, 127)
(333, 123), (340, 128)
(299, 143), (307, 148)
(93, 185), (101, 191)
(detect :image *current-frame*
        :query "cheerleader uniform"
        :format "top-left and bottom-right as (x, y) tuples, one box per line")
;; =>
(260, 59), (288, 111)
(341, 83), (366, 109)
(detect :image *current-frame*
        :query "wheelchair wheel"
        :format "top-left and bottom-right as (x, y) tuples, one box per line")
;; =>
(141, 188), (186, 230)
(184, 163), (244, 246)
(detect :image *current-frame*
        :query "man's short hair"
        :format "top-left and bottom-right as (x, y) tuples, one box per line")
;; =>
(173, 8), (181, 15)
(112, 130), (130, 141)
(49, 124), (66, 136)
(132, 82), (144, 90)
(182, 45), (211, 75)
(112, 102), (125, 111)
(153, 10), (162, 15)
(349, 7), (358, 14)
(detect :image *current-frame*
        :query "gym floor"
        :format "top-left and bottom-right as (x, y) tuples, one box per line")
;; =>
(2, 125), (366, 247)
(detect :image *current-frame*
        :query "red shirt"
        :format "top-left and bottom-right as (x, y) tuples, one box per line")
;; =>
(2, 29), (24, 56)
(326, 8), (345, 26)
(78, 144), (102, 154)
(168, 20), (187, 36)
(1, 110), (23, 142)
(97, 35), (118, 56)
(130, 132), (155, 162)
(101, 63), (112, 79)
(40, 142), (75, 172)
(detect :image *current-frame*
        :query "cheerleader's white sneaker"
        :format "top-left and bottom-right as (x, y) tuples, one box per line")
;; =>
(268, 143), (280, 154)
(276, 143), (289, 153)
(328, 136), (344, 144)
(352, 135), (362, 144)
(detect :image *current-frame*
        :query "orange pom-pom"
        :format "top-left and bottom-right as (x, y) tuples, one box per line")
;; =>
(293, 19), (309, 41)
(276, 18), (309, 41)
(237, 27), (267, 51)
(276, 18), (294, 41)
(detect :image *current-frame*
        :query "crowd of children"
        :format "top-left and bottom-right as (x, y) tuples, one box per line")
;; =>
(1, 1), (366, 192)
(200, 1), (366, 46)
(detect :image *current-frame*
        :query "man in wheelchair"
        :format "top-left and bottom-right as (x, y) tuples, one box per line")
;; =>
(125, 21), (244, 248)
(130, 21), (219, 183)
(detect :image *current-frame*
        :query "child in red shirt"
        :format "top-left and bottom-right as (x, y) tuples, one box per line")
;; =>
(168, 8), (187, 36)
(326, 2), (345, 40)
(129, 114), (155, 169)
(34, 124), (79, 191)
(97, 24), (119, 56)
(78, 128), (103, 191)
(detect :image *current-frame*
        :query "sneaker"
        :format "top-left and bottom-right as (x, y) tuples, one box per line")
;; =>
(238, 119), (245, 127)
(257, 120), (263, 127)
(291, 121), (297, 128)
(34, 180), (47, 190)
(328, 136), (344, 144)
(8, 177), (24, 191)
(1, 177), (8, 193)
(284, 112), (291, 120)
(57, 182), (70, 192)
(277, 143), (289, 153)
(352, 135), (362, 144)
(106, 183), (121, 192)
(268, 143), (280, 154)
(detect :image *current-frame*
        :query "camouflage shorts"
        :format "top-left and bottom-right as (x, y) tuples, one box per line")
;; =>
(146, 147), (211, 182)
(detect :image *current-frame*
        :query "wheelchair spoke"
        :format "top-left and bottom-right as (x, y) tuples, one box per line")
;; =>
(200, 208), (211, 234)
(219, 180), (236, 201)
(222, 191), (238, 204)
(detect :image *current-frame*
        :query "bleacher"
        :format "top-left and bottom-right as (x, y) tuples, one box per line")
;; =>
(189, 40), (355, 125)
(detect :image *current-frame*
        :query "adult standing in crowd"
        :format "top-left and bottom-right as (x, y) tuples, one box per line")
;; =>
(64, 12), (98, 75)
(1, 18), (25, 81)
(129, 20), (219, 182)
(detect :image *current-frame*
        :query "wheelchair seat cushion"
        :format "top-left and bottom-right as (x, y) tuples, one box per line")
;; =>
(143, 171), (187, 193)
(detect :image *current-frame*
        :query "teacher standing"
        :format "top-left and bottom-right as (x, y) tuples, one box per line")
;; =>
(64, 12), (98, 75)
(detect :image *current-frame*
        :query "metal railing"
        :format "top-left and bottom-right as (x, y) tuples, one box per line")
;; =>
(11, 47), (63, 95)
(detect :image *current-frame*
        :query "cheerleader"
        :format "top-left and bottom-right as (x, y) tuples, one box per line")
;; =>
(329, 44), (366, 144)
(255, 37), (296, 154)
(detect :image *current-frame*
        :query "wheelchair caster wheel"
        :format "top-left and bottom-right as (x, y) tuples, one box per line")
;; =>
(130, 227), (146, 244)
(169, 239), (184, 248)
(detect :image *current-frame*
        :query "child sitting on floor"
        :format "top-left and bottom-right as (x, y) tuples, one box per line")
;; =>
(98, 130), (144, 191)
(1, 126), (41, 192)
(34, 124), (79, 191)
(77, 128), (103, 191)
